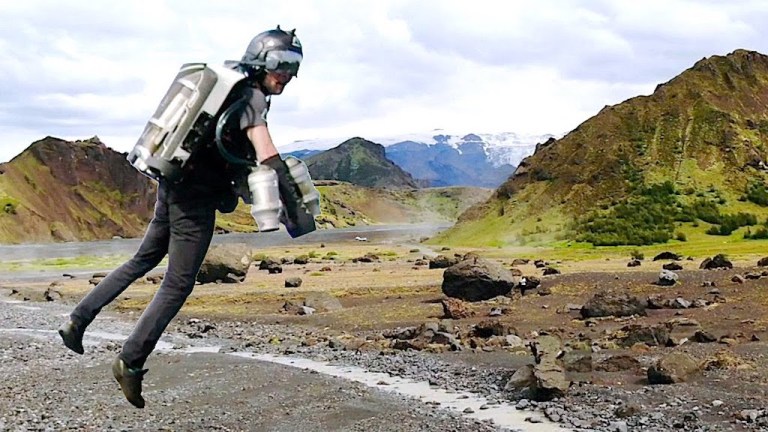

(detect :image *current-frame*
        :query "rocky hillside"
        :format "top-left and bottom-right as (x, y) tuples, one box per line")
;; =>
(305, 138), (419, 189)
(0, 136), (156, 244)
(438, 50), (768, 246)
(0, 137), (489, 243)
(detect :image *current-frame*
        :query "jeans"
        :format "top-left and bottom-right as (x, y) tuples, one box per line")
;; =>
(70, 182), (216, 368)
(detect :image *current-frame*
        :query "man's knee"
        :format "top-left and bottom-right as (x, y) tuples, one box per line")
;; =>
(160, 271), (197, 296)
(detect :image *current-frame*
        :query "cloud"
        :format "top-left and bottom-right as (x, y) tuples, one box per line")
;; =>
(1, 0), (768, 163)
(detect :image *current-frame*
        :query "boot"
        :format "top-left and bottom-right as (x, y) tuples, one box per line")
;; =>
(112, 357), (147, 409)
(58, 320), (85, 355)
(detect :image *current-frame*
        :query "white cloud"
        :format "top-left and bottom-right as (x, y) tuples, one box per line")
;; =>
(1, 0), (768, 162)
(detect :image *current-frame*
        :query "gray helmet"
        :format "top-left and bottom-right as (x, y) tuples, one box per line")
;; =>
(241, 25), (303, 77)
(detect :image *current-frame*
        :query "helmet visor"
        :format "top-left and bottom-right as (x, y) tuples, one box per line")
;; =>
(265, 50), (302, 76)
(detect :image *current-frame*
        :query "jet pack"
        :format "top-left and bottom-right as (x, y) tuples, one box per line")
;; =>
(127, 63), (246, 182)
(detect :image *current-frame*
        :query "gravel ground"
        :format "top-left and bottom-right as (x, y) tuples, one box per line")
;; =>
(0, 297), (499, 432)
(2, 290), (763, 432)
(169, 319), (759, 432)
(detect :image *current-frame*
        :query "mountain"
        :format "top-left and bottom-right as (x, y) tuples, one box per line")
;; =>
(385, 133), (532, 187)
(304, 137), (419, 189)
(0, 136), (156, 243)
(436, 49), (768, 247)
(0, 136), (489, 244)
(283, 131), (556, 188)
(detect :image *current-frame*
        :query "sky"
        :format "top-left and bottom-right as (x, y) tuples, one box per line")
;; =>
(2, 0), (768, 163)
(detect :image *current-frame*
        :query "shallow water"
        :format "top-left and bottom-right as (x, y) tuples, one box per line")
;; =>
(0, 322), (569, 432)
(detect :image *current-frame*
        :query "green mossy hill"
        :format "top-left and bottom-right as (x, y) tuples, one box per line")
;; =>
(0, 136), (156, 244)
(304, 137), (419, 189)
(438, 49), (768, 247)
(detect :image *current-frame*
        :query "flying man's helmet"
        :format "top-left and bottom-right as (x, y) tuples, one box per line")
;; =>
(241, 25), (303, 77)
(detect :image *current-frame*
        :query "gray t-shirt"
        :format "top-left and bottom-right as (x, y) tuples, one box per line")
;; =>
(239, 86), (270, 130)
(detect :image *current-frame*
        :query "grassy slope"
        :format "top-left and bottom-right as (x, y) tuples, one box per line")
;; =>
(435, 50), (768, 251)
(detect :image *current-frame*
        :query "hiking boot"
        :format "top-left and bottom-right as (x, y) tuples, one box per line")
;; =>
(112, 357), (147, 409)
(58, 320), (85, 355)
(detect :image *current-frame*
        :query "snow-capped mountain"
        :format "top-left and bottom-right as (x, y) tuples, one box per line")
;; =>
(281, 130), (556, 165)
(371, 130), (557, 168)
(282, 129), (559, 188)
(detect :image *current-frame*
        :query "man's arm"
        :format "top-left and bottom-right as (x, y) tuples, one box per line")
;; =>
(246, 124), (279, 162)
(246, 123), (316, 237)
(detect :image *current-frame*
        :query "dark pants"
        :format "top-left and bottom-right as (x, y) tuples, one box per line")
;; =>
(70, 182), (216, 368)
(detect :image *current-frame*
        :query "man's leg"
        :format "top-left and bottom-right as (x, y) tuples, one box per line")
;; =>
(112, 197), (215, 408)
(59, 186), (170, 356)
(69, 187), (171, 329)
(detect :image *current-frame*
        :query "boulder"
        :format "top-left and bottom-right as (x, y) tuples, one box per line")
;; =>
(647, 351), (701, 384)
(657, 270), (679, 286)
(285, 277), (303, 288)
(442, 258), (516, 301)
(471, 320), (516, 338)
(530, 335), (571, 401)
(647, 294), (666, 309)
(303, 292), (343, 312)
(259, 257), (279, 270)
(197, 243), (252, 284)
(281, 301), (303, 315)
(595, 355), (641, 372)
(352, 253), (379, 263)
(429, 254), (460, 269)
(441, 298), (475, 319)
(692, 330), (718, 343)
(504, 364), (536, 391)
(561, 350), (592, 373)
(581, 291), (647, 318)
(700, 254), (733, 270)
(616, 324), (670, 347)
(653, 252), (681, 261)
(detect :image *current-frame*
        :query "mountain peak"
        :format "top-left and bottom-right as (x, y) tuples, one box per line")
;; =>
(305, 137), (418, 189)
(337, 137), (387, 158)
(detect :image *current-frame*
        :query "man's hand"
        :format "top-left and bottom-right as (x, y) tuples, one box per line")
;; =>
(261, 155), (316, 237)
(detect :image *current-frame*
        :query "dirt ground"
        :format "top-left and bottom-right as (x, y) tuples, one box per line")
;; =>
(11, 241), (768, 430)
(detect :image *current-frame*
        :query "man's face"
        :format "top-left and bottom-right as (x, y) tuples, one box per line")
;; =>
(262, 70), (293, 95)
